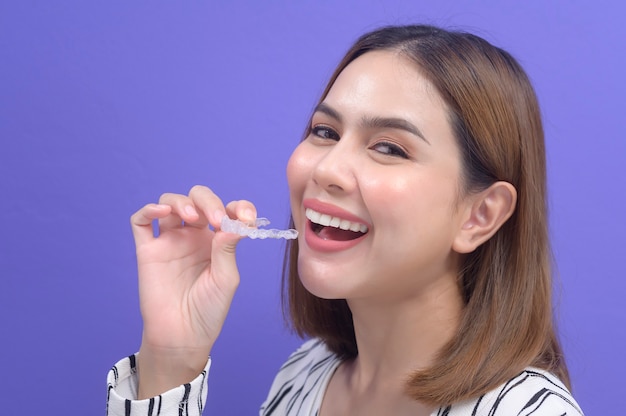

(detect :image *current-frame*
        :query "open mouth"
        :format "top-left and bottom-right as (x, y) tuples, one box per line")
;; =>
(306, 208), (368, 241)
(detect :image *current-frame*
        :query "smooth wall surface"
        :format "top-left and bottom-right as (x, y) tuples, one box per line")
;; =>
(1, 1), (624, 414)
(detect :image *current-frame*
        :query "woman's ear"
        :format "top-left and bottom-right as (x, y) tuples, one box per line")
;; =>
(453, 181), (517, 254)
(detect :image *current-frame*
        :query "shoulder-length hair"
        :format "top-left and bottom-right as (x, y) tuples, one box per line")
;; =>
(282, 25), (569, 406)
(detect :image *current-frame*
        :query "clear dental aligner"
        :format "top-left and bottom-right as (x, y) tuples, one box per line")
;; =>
(220, 216), (298, 240)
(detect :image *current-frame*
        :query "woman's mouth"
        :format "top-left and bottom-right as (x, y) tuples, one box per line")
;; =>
(306, 208), (368, 241)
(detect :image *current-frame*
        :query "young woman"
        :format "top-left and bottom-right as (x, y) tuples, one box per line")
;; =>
(107, 25), (584, 415)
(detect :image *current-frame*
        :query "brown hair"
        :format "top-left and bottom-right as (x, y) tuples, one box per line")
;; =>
(282, 25), (569, 406)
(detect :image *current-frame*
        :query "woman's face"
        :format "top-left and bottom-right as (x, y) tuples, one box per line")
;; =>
(287, 50), (468, 302)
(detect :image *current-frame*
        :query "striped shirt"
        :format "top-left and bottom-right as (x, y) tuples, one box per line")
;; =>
(107, 339), (584, 415)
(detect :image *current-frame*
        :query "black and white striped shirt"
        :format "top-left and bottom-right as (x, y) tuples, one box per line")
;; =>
(107, 339), (584, 415)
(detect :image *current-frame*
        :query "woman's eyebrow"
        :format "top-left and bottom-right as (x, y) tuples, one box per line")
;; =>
(314, 102), (343, 123)
(362, 115), (430, 145)
(313, 102), (430, 145)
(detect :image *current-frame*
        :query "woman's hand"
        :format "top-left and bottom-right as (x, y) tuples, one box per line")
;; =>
(129, 185), (256, 398)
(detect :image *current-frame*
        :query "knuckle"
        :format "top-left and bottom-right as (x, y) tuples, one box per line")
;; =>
(130, 206), (147, 224)
(189, 184), (208, 195)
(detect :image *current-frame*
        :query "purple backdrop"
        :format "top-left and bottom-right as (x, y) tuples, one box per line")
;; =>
(1, 1), (624, 414)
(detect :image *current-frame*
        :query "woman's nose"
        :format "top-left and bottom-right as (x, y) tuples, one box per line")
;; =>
(311, 140), (357, 194)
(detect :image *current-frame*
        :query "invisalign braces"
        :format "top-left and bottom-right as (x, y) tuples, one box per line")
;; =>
(220, 216), (298, 240)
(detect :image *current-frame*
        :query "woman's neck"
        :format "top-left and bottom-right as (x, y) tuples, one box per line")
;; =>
(345, 272), (463, 394)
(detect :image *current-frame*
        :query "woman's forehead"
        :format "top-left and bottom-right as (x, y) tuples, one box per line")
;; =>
(325, 51), (443, 112)
(321, 51), (449, 139)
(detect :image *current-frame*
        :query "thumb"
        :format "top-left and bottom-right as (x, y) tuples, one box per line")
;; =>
(209, 230), (245, 294)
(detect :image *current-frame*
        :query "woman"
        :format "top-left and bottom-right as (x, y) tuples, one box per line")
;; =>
(107, 25), (583, 415)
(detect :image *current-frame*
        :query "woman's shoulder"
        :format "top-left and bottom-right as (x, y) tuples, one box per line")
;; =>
(260, 338), (342, 415)
(442, 367), (584, 415)
(279, 338), (337, 370)
(270, 338), (340, 387)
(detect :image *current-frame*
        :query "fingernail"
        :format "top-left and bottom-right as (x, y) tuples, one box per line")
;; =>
(184, 205), (197, 217)
(242, 208), (255, 222)
(213, 210), (225, 223)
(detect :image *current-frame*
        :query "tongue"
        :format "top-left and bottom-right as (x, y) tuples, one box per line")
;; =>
(318, 226), (363, 241)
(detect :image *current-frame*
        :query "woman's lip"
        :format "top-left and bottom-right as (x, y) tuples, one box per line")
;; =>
(300, 198), (370, 253)
(302, 198), (370, 226)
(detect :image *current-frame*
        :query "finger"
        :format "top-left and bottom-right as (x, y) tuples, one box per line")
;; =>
(157, 211), (184, 231)
(207, 199), (258, 293)
(157, 192), (209, 229)
(130, 203), (172, 246)
(187, 185), (228, 228)
(224, 200), (258, 226)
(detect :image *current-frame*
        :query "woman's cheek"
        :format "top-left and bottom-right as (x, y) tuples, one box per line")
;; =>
(286, 142), (313, 190)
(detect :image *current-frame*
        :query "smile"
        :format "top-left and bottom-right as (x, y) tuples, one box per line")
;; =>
(305, 208), (368, 241)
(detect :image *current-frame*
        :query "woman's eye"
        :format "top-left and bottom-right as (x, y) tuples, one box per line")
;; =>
(372, 141), (409, 158)
(311, 126), (340, 141)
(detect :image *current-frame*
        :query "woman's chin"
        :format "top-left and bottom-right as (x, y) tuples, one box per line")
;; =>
(296, 262), (351, 300)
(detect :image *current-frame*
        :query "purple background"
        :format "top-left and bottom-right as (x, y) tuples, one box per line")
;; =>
(1, 1), (624, 414)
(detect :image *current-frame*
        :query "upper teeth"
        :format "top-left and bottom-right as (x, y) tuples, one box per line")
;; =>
(305, 208), (368, 233)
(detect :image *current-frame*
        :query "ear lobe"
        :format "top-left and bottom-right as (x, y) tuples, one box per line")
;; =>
(453, 181), (517, 254)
